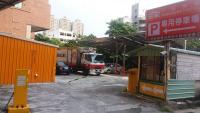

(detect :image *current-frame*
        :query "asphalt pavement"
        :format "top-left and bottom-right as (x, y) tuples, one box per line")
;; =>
(1, 74), (169, 113)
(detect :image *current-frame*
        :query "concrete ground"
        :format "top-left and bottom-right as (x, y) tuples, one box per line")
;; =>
(1, 74), (172, 113)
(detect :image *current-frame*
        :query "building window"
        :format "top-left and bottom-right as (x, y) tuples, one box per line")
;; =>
(134, 22), (138, 25)
(135, 15), (137, 18)
(60, 32), (64, 36)
(67, 33), (72, 36)
(14, 2), (23, 9)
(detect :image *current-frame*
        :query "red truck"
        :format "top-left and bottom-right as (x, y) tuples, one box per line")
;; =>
(57, 47), (105, 75)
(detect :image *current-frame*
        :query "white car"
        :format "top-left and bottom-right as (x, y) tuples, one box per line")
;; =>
(103, 63), (122, 74)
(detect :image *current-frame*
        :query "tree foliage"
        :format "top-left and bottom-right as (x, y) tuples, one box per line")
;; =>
(59, 40), (80, 47)
(78, 34), (97, 41)
(35, 33), (97, 47)
(105, 18), (138, 68)
(35, 34), (61, 46)
(48, 38), (61, 45)
(105, 18), (137, 38)
(187, 39), (200, 51)
(35, 34), (50, 42)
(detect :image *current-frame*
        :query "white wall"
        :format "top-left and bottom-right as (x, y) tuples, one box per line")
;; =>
(47, 29), (77, 40)
(176, 53), (200, 80)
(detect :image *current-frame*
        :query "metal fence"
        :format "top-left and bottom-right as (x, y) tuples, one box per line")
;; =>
(167, 80), (195, 100)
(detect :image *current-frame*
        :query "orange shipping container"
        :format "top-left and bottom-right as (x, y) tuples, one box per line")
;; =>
(0, 33), (57, 85)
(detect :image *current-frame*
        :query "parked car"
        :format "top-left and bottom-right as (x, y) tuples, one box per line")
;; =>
(56, 61), (70, 75)
(103, 63), (122, 74)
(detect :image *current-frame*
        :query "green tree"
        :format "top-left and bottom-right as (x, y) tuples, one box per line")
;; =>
(49, 38), (61, 45)
(105, 18), (137, 38)
(77, 34), (85, 39)
(85, 34), (96, 40)
(79, 34), (97, 41)
(35, 34), (50, 42)
(35, 34), (61, 46)
(105, 19), (137, 69)
(187, 39), (200, 51)
(35, 33), (97, 47)
(59, 40), (79, 47)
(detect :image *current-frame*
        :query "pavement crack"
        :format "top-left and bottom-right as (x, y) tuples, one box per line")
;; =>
(66, 76), (87, 85)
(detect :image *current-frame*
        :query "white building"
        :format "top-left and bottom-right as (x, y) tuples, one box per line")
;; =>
(59, 17), (72, 31)
(131, 3), (146, 33)
(45, 16), (84, 37)
(132, 3), (140, 24)
(50, 15), (59, 30)
(72, 19), (84, 36)
(47, 29), (77, 41)
(120, 16), (132, 23)
(44, 15), (59, 36)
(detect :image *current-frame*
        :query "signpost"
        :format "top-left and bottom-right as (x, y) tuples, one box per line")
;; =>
(8, 69), (30, 113)
(145, 0), (200, 101)
(146, 0), (200, 42)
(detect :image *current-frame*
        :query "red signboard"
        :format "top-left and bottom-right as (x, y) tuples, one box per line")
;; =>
(146, 0), (200, 42)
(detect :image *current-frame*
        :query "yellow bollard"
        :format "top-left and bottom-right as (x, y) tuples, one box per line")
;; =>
(8, 69), (30, 113)
(127, 68), (139, 95)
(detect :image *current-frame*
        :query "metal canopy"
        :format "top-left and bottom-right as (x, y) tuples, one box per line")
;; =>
(79, 33), (146, 54)
(0, 0), (23, 10)
(132, 44), (200, 57)
(79, 33), (185, 56)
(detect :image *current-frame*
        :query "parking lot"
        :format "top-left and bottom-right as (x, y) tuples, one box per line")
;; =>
(0, 74), (167, 113)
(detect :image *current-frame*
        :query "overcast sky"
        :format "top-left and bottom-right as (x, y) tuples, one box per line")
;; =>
(49, 0), (183, 37)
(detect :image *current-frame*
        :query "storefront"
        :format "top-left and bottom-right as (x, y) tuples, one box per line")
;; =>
(129, 44), (200, 100)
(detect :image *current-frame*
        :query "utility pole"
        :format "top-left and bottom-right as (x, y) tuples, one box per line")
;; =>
(122, 44), (126, 76)
(164, 41), (171, 101)
(115, 41), (119, 74)
(184, 40), (187, 50)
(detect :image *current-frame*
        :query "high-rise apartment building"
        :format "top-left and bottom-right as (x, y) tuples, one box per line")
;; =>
(72, 19), (84, 36)
(132, 3), (140, 24)
(59, 17), (72, 31)
(50, 15), (59, 30)
(45, 17), (84, 40)
(44, 15), (58, 36)
(0, 0), (50, 39)
(131, 3), (146, 33)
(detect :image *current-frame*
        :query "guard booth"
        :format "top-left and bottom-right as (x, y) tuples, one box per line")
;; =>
(129, 44), (200, 100)
(0, 33), (58, 85)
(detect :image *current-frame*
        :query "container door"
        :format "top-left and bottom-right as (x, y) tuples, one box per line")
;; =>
(30, 49), (37, 83)
(67, 49), (72, 66)
(71, 49), (77, 67)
